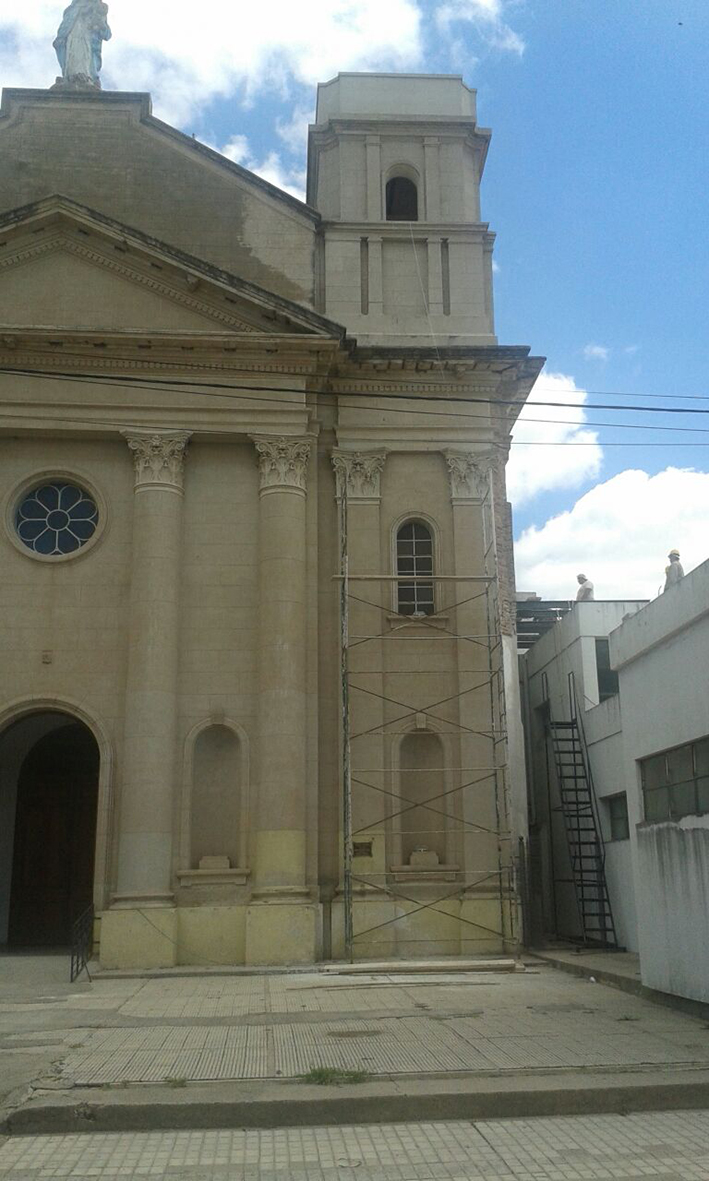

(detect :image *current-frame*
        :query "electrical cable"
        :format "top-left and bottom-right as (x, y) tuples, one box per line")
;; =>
(1, 368), (709, 436)
(2, 362), (709, 416)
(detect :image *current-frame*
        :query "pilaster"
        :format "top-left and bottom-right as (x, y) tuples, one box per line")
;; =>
(101, 429), (190, 970)
(332, 450), (389, 926)
(246, 435), (318, 964)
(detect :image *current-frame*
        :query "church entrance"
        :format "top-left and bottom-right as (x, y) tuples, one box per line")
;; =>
(0, 713), (99, 948)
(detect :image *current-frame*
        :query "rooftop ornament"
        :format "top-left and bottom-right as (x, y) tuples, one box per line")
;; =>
(52, 0), (111, 91)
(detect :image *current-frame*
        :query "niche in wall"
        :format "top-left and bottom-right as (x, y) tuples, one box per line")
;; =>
(191, 724), (241, 868)
(399, 731), (446, 864)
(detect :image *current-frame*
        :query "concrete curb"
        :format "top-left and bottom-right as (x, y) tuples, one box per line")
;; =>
(532, 951), (709, 1021)
(5, 1070), (709, 1136)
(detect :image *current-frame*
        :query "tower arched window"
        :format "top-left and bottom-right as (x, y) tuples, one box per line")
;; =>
(397, 521), (434, 616)
(386, 176), (418, 221)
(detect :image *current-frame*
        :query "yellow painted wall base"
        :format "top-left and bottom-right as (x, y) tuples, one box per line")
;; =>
(332, 895), (508, 960)
(100, 907), (178, 969)
(245, 902), (320, 965)
(177, 906), (246, 966)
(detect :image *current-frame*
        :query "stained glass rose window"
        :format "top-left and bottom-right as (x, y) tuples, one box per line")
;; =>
(15, 482), (99, 556)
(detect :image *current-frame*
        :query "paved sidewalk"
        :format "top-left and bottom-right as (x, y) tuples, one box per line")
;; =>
(3, 955), (709, 1133)
(2, 1110), (709, 1178)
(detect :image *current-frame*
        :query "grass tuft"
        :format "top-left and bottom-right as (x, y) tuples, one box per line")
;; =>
(298, 1066), (370, 1086)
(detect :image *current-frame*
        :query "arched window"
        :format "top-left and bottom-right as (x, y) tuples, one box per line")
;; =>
(386, 176), (418, 221)
(397, 521), (434, 616)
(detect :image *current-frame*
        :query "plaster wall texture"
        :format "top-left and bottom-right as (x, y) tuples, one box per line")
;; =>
(608, 560), (709, 999)
(0, 80), (542, 968)
(316, 73), (478, 120)
(0, 92), (317, 307)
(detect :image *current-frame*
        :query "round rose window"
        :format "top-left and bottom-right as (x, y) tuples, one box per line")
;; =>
(15, 482), (99, 556)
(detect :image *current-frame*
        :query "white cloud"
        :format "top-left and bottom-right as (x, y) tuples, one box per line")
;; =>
(436, 0), (525, 54)
(506, 372), (602, 506)
(491, 259), (501, 274)
(583, 343), (610, 362)
(0, 0), (424, 127)
(515, 467), (709, 600)
(220, 135), (306, 200)
(276, 106), (315, 155)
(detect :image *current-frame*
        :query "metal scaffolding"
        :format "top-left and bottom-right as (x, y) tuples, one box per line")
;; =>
(337, 476), (519, 962)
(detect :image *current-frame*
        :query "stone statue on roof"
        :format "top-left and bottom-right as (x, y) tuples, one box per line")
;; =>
(53, 0), (111, 90)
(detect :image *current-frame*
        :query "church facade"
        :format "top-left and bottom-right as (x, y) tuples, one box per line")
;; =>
(0, 72), (543, 968)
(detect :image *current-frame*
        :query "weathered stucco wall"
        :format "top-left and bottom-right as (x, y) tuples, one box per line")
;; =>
(0, 91), (317, 306)
(609, 561), (709, 999)
(636, 818), (709, 1001)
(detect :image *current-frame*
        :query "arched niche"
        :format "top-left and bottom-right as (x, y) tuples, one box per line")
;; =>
(189, 723), (243, 869)
(399, 730), (446, 863)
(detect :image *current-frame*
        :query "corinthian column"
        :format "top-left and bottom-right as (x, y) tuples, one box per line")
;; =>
(246, 435), (316, 964)
(101, 430), (190, 970)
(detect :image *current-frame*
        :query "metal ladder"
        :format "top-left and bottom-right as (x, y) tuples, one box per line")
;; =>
(546, 672), (618, 948)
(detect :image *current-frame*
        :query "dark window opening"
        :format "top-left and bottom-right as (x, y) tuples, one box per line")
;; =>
(386, 176), (418, 221)
(397, 522), (434, 616)
(606, 793), (630, 841)
(595, 638), (619, 702)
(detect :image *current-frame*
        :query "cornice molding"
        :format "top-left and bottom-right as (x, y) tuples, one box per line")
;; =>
(251, 435), (311, 495)
(123, 429), (191, 492)
(0, 233), (260, 332)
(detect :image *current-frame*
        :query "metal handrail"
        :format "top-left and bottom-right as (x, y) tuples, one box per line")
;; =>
(70, 905), (94, 983)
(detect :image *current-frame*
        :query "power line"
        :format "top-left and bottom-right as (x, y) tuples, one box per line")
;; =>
(2, 364), (709, 417)
(0, 405), (707, 446)
(3, 355), (709, 405)
(1, 367), (709, 435)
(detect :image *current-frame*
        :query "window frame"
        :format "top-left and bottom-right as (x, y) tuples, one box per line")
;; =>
(595, 637), (619, 702)
(394, 517), (437, 618)
(4, 469), (108, 564)
(640, 736), (709, 823)
(605, 792), (630, 842)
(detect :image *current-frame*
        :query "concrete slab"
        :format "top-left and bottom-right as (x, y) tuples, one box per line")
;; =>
(3, 955), (709, 1136)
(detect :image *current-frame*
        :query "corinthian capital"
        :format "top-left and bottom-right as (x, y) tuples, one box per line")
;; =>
(445, 450), (497, 501)
(252, 435), (311, 494)
(331, 449), (387, 501)
(123, 430), (191, 492)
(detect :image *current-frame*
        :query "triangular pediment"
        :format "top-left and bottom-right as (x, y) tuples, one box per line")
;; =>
(0, 197), (345, 341)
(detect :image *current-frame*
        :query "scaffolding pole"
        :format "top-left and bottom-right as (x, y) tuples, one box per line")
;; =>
(338, 476), (516, 960)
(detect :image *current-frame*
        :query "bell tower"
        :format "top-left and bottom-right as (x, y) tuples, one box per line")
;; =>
(307, 72), (497, 346)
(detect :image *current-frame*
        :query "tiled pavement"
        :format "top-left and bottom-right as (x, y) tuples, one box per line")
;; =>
(41, 970), (709, 1086)
(2, 1110), (709, 1179)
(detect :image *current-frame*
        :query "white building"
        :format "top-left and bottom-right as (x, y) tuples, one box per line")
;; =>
(522, 559), (709, 1004)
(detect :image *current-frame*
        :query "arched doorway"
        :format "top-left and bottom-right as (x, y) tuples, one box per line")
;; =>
(0, 712), (99, 947)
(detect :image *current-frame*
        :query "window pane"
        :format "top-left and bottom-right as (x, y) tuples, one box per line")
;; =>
(642, 755), (667, 791)
(697, 776), (709, 813)
(669, 780), (697, 820)
(667, 745), (693, 784)
(645, 786), (670, 822)
(695, 738), (709, 777)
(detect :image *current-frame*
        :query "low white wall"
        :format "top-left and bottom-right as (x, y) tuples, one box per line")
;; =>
(635, 817), (709, 1002)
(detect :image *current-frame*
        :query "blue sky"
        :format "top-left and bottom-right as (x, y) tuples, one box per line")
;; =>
(2, 0), (708, 595)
